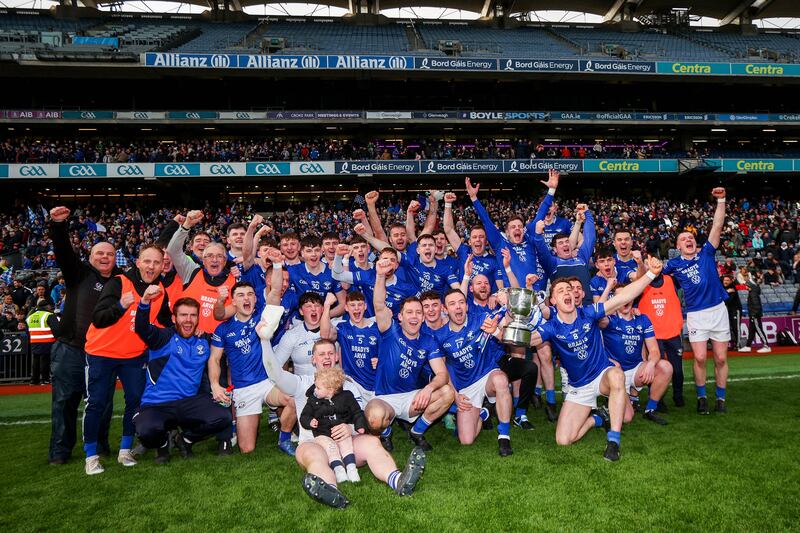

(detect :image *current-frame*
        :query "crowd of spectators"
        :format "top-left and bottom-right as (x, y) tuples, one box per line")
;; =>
(1, 138), (676, 164)
(1, 192), (798, 331)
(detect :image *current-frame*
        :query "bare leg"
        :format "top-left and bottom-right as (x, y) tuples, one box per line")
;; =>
(235, 414), (261, 454)
(456, 407), (481, 444)
(690, 340), (709, 389)
(296, 442), (336, 485)
(554, 401), (593, 445)
(266, 388), (296, 433)
(711, 340), (729, 390)
(314, 435), (343, 465)
(352, 434), (398, 483)
(600, 367), (626, 433)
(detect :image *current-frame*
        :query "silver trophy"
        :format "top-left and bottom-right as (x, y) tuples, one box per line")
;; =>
(502, 288), (538, 347)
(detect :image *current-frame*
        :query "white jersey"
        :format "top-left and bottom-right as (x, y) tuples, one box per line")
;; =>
(273, 322), (321, 377)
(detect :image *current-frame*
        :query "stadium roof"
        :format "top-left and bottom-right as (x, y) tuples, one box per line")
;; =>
(117, 0), (800, 20)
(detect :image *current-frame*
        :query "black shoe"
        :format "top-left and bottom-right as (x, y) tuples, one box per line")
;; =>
(498, 438), (513, 457)
(697, 397), (710, 415)
(591, 406), (610, 431)
(173, 432), (194, 458)
(217, 439), (233, 456)
(513, 415), (535, 430)
(481, 417), (494, 431)
(545, 402), (558, 423)
(531, 394), (542, 409)
(154, 445), (170, 465)
(302, 473), (349, 509)
(674, 397), (685, 408)
(715, 399), (727, 414)
(48, 457), (67, 465)
(630, 401), (642, 414)
(380, 433), (394, 452)
(603, 441), (620, 462)
(644, 411), (668, 425)
(656, 400), (669, 413)
(408, 431), (433, 452)
(395, 446), (426, 496)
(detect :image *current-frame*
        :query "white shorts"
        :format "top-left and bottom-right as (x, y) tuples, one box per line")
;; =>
(232, 379), (275, 417)
(564, 366), (613, 408)
(375, 390), (421, 422)
(459, 370), (499, 409)
(348, 378), (375, 408)
(686, 302), (731, 343)
(624, 363), (643, 393)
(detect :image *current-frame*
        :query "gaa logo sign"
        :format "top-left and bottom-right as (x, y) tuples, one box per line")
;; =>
(163, 164), (191, 176)
(118, 165), (144, 176)
(67, 165), (97, 177)
(211, 54), (231, 68)
(299, 163), (325, 174)
(389, 56), (407, 69)
(254, 163), (282, 175)
(235, 112), (251, 119)
(301, 55), (321, 69)
(20, 165), (47, 177)
(80, 112), (96, 119)
(185, 112), (201, 119)
(210, 164), (236, 175)
(133, 112), (149, 119)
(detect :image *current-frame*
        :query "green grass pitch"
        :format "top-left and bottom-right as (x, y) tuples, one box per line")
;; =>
(1, 354), (798, 532)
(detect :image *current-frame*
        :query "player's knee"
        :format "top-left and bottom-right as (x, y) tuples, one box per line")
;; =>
(623, 411), (634, 424)
(555, 433), (572, 446)
(440, 384), (456, 404)
(657, 360), (673, 376)
(460, 434), (476, 445)
(608, 368), (625, 390)
(239, 442), (256, 454)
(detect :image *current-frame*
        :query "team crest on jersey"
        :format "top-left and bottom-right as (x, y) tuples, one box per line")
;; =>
(197, 345), (205, 355)
(368, 336), (377, 345)
(582, 324), (591, 333)
(417, 349), (426, 359)
(94, 282), (104, 292)
(466, 330), (475, 341)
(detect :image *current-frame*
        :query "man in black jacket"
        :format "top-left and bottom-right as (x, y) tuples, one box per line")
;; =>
(722, 275), (742, 351)
(740, 274), (771, 353)
(48, 206), (119, 465)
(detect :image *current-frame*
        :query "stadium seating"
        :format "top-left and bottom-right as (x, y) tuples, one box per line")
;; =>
(417, 23), (579, 57)
(255, 19), (412, 54)
(173, 21), (259, 54)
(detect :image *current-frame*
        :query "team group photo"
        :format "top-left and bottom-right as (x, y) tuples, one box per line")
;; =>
(1, 0), (799, 530)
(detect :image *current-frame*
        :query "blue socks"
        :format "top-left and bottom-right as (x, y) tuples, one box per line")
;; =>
(535, 386), (542, 397)
(120, 435), (134, 450)
(515, 407), (526, 418)
(607, 430), (621, 445)
(716, 386), (726, 400)
(696, 385), (707, 399)
(387, 470), (401, 491)
(497, 421), (510, 439)
(84, 442), (97, 458)
(513, 396), (519, 408)
(279, 431), (292, 443)
(447, 403), (458, 415)
(545, 389), (556, 404)
(646, 399), (659, 412)
(592, 414), (604, 428)
(411, 416), (432, 435)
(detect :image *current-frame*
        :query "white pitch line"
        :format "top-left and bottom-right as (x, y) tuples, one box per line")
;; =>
(2, 375), (799, 426)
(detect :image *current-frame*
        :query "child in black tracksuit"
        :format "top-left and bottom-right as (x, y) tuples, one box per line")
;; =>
(300, 367), (367, 483)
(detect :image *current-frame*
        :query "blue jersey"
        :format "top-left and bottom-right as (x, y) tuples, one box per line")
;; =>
(472, 198), (542, 291)
(211, 315), (267, 389)
(456, 243), (503, 291)
(141, 333), (211, 406)
(239, 264), (267, 314)
(408, 259), (454, 294)
(287, 263), (342, 298)
(434, 312), (500, 391)
(374, 322), (443, 395)
(589, 270), (628, 298)
(348, 259), (375, 317)
(536, 303), (612, 388)
(614, 254), (639, 283)
(529, 193), (572, 290)
(336, 318), (380, 391)
(352, 268), (419, 315)
(663, 241), (728, 312)
(543, 217), (573, 248)
(603, 314), (655, 371)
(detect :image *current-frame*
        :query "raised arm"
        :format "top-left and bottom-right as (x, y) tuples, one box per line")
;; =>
(603, 257), (662, 316)
(364, 190), (388, 243)
(466, 177), (506, 253)
(319, 292), (338, 341)
(532, 221), (557, 275)
(405, 199), (421, 242)
(373, 258), (394, 333)
(442, 192), (463, 251)
(420, 190), (439, 236)
(528, 169), (560, 236)
(331, 249), (355, 285)
(597, 277), (617, 304)
(708, 187), (726, 249)
(501, 248), (520, 288)
(48, 207), (83, 284)
(569, 208), (584, 252)
(354, 223), (391, 253)
(212, 285), (233, 321)
(265, 248), (284, 306)
(166, 210), (204, 281)
(256, 310), (302, 395)
(242, 215), (267, 271)
(458, 254), (474, 295)
(578, 208), (596, 261)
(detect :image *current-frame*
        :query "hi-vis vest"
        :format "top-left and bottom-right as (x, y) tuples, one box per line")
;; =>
(164, 272), (183, 312)
(639, 275), (684, 340)
(84, 275), (164, 359)
(26, 310), (55, 344)
(181, 270), (234, 334)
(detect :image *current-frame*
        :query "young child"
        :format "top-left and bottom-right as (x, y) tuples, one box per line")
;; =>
(299, 367), (367, 483)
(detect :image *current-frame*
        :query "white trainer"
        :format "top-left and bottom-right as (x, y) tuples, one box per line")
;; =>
(757, 346), (772, 353)
(346, 463), (361, 483)
(738, 346), (751, 352)
(117, 449), (137, 467)
(334, 465), (348, 484)
(85, 455), (104, 475)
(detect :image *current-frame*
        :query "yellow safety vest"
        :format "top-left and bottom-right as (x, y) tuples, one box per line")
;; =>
(26, 310), (55, 344)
